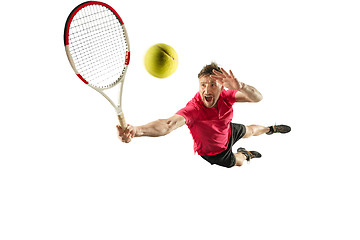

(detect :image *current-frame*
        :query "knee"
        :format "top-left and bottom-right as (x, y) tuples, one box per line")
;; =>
(244, 125), (255, 138)
(234, 152), (247, 166)
(235, 159), (243, 166)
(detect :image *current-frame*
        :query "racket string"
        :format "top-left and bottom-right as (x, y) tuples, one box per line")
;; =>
(70, 36), (124, 77)
(70, 17), (121, 46)
(67, 4), (129, 88)
(70, 30), (125, 69)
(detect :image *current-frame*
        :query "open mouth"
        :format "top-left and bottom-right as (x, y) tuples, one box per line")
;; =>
(204, 96), (213, 103)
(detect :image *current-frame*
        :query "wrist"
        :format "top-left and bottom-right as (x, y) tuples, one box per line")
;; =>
(134, 126), (142, 137)
(236, 81), (246, 91)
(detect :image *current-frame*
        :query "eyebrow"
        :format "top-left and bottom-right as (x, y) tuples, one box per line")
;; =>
(200, 80), (217, 84)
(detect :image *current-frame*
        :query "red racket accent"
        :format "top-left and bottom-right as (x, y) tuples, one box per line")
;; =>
(64, 1), (124, 45)
(77, 74), (89, 84)
(125, 51), (130, 65)
(63, 1), (131, 130)
(64, 1), (130, 89)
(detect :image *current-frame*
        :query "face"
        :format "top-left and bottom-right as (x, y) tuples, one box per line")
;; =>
(199, 76), (223, 108)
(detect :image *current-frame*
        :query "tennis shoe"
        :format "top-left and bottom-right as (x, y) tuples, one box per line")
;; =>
(237, 147), (262, 161)
(266, 124), (291, 135)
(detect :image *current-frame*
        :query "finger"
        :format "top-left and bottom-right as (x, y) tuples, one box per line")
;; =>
(126, 137), (132, 143)
(127, 125), (135, 136)
(229, 70), (235, 79)
(124, 125), (132, 135)
(124, 129), (131, 138)
(129, 128), (136, 138)
(210, 74), (223, 80)
(124, 133), (133, 143)
(116, 125), (124, 134)
(220, 68), (231, 78)
(123, 136), (131, 143)
(130, 131), (136, 138)
(211, 75), (226, 84)
(212, 69), (224, 76)
(216, 79), (224, 87)
(215, 78), (224, 84)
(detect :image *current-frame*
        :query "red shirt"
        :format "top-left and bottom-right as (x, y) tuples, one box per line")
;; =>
(176, 89), (238, 156)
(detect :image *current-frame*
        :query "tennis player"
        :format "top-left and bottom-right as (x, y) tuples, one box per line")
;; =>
(117, 62), (291, 168)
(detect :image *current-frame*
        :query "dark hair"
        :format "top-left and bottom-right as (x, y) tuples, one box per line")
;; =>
(198, 62), (222, 79)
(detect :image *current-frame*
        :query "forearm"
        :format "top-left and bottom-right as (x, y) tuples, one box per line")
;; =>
(240, 83), (263, 102)
(117, 115), (185, 142)
(135, 119), (170, 137)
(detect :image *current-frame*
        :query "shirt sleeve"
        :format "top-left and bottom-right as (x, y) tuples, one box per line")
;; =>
(224, 89), (238, 105)
(176, 102), (197, 125)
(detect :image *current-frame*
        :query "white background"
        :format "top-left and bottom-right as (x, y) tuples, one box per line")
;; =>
(1, 0), (359, 239)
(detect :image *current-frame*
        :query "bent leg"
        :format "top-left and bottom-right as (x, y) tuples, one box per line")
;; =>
(243, 125), (270, 138)
(234, 152), (247, 166)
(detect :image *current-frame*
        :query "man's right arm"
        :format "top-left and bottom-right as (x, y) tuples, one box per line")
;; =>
(117, 114), (186, 143)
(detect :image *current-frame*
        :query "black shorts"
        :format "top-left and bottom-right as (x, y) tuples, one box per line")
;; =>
(200, 123), (246, 168)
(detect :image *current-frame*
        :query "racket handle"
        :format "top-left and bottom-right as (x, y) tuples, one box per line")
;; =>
(118, 113), (131, 143)
(117, 113), (127, 130)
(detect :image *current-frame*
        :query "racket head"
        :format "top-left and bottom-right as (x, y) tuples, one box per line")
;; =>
(64, 1), (130, 89)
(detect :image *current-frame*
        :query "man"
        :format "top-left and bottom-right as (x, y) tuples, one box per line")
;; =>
(117, 62), (291, 168)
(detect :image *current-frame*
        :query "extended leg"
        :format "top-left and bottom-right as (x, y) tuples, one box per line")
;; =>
(243, 124), (291, 138)
(243, 125), (270, 138)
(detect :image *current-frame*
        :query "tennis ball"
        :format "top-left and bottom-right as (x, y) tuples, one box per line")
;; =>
(144, 43), (178, 78)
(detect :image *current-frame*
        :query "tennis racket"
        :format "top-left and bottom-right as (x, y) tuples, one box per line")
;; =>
(64, 1), (130, 131)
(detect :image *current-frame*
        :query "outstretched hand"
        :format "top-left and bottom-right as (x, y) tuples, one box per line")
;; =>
(210, 68), (245, 91)
(116, 124), (136, 143)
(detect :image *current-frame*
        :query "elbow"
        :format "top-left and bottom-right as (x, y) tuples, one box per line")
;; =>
(250, 94), (263, 103)
(160, 127), (171, 136)
(255, 94), (263, 102)
(248, 88), (263, 103)
(156, 119), (173, 136)
(255, 91), (263, 102)
(160, 118), (179, 136)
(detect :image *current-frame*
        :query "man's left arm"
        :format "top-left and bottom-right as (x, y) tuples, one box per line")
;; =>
(211, 68), (263, 103)
(234, 83), (263, 103)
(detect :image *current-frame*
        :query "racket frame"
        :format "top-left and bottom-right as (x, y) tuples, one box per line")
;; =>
(64, 1), (130, 129)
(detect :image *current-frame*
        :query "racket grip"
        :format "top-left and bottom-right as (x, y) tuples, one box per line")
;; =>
(118, 113), (131, 143)
(117, 113), (127, 130)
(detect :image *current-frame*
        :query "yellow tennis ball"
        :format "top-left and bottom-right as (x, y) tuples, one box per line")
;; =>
(144, 43), (178, 78)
